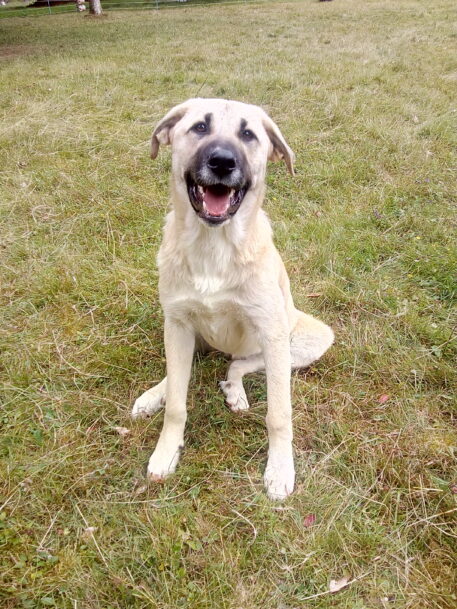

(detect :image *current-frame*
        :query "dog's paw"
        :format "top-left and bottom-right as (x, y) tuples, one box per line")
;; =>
(264, 454), (295, 501)
(147, 445), (181, 481)
(131, 385), (166, 419)
(219, 380), (250, 412)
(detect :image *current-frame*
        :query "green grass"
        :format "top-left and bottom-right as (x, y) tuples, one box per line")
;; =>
(0, 1), (73, 19)
(0, 0), (259, 20)
(1, 1), (456, 607)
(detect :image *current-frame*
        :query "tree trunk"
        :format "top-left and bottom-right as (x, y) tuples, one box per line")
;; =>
(89, 0), (102, 15)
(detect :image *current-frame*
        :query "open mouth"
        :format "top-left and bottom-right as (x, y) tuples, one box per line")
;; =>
(186, 175), (248, 225)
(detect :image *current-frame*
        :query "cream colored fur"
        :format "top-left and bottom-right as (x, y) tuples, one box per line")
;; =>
(132, 98), (334, 500)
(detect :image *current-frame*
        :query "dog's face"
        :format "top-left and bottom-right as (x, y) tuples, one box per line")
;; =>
(151, 98), (295, 226)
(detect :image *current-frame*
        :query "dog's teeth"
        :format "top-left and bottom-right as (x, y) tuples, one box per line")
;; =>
(198, 186), (205, 195)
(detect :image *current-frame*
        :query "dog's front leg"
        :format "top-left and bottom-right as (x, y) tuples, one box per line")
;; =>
(261, 322), (295, 500)
(147, 318), (195, 480)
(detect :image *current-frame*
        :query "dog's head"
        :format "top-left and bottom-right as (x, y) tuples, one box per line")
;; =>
(150, 98), (295, 226)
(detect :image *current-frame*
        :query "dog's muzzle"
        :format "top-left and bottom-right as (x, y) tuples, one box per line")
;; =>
(186, 140), (250, 226)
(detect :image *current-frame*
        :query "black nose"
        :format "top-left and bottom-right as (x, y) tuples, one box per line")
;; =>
(207, 148), (237, 177)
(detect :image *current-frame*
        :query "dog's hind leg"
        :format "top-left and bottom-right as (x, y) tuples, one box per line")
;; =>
(220, 355), (264, 412)
(220, 312), (333, 413)
(131, 377), (167, 419)
(289, 312), (334, 370)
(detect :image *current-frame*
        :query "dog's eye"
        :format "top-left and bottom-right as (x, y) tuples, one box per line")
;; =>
(241, 129), (256, 142)
(193, 122), (208, 134)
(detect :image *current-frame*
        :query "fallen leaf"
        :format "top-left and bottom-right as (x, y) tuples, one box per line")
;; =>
(329, 576), (350, 593)
(134, 484), (148, 496)
(303, 514), (316, 528)
(82, 526), (97, 539)
(19, 477), (32, 490)
(450, 483), (457, 494)
(378, 394), (389, 404)
(114, 426), (130, 437)
(307, 293), (322, 298)
(85, 422), (98, 435)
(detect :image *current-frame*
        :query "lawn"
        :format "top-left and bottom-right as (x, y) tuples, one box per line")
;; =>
(1, 1), (456, 607)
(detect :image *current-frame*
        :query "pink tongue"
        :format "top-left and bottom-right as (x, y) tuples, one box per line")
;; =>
(203, 188), (231, 216)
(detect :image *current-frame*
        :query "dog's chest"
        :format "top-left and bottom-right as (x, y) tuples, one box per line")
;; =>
(159, 224), (260, 356)
(190, 269), (228, 295)
(166, 286), (257, 356)
(187, 234), (239, 291)
(162, 257), (259, 354)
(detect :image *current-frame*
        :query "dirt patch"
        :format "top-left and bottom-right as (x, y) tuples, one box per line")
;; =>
(442, 70), (457, 81)
(0, 44), (37, 59)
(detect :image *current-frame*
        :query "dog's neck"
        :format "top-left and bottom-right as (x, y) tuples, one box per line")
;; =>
(168, 180), (270, 261)
(157, 183), (272, 293)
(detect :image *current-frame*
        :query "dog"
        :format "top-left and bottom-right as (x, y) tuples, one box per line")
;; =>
(132, 98), (334, 499)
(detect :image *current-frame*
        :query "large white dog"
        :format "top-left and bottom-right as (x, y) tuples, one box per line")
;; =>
(132, 98), (334, 499)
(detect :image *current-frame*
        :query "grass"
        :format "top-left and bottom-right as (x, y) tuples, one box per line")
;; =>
(1, 0), (456, 607)
(0, 0), (73, 19)
(0, 0), (255, 20)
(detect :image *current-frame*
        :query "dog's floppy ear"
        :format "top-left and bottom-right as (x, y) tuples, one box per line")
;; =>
(262, 114), (295, 176)
(150, 101), (189, 159)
